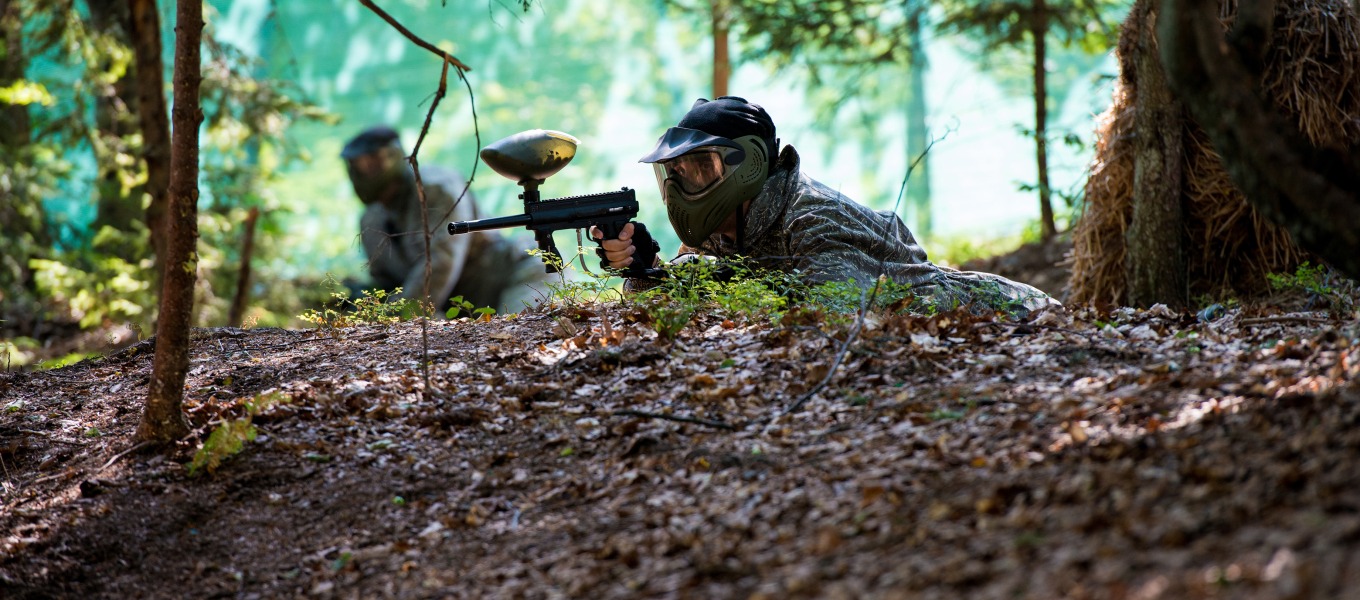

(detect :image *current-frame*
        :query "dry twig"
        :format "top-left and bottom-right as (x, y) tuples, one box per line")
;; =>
(359, 0), (483, 397)
(611, 409), (739, 431)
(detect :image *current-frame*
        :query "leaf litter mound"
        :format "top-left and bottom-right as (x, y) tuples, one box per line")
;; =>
(2, 300), (1360, 599)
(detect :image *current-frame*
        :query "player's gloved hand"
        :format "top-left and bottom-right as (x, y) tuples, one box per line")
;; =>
(590, 221), (660, 276)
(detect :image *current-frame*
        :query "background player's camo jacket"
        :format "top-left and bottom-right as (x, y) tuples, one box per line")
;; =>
(678, 145), (1056, 313)
(360, 166), (547, 314)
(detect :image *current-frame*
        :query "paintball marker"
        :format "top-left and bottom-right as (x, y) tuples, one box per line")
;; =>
(447, 129), (662, 278)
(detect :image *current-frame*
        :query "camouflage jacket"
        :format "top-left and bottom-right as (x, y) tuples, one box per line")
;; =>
(675, 145), (1055, 312)
(360, 166), (548, 314)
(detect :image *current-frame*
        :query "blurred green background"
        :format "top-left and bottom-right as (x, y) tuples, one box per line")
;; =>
(2, 0), (1126, 366)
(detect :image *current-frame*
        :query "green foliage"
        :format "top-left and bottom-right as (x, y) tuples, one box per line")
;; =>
(36, 352), (100, 370)
(937, 0), (1119, 52)
(530, 246), (631, 308)
(639, 296), (697, 340)
(608, 256), (1031, 339)
(630, 258), (793, 338)
(299, 276), (421, 329)
(444, 295), (496, 320)
(5, 0), (333, 344)
(926, 233), (1025, 268)
(1268, 262), (1335, 297)
(30, 225), (156, 330)
(0, 80), (55, 106)
(1267, 262), (1357, 314)
(188, 391), (290, 476)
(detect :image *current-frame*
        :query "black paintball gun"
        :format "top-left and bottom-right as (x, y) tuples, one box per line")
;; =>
(447, 129), (662, 278)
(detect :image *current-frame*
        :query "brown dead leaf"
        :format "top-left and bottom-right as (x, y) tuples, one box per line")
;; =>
(1064, 421), (1090, 444)
(861, 485), (885, 508)
(464, 504), (489, 527)
(928, 501), (952, 520)
(814, 527), (843, 554)
(688, 373), (717, 387)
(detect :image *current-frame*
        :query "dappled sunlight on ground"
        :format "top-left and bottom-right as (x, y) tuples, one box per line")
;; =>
(2, 301), (1359, 598)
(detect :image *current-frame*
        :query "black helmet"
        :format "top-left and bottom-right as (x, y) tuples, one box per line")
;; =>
(639, 97), (778, 246)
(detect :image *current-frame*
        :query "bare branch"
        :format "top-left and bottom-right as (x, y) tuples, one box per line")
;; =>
(361, 0), (484, 396)
(357, 0), (472, 72)
(612, 409), (739, 431)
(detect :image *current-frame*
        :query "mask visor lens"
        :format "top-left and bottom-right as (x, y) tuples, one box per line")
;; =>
(662, 150), (729, 195)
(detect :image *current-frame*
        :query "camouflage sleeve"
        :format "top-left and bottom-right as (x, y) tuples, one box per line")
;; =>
(783, 205), (1056, 313)
(783, 206), (937, 287)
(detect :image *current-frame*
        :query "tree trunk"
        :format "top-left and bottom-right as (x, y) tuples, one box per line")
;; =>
(228, 207), (260, 328)
(905, 11), (932, 237)
(138, 0), (204, 444)
(0, 0), (30, 150)
(128, 0), (172, 265)
(711, 0), (729, 98)
(86, 0), (144, 236)
(1158, 0), (1360, 281)
(1032, 0), (1057, 242)
(1127, 1), (1189, 308)
(0, 0), (49, 296)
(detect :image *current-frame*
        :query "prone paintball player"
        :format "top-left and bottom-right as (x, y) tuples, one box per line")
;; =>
(342, 126), (550, 315)
(592, 96), (1056, 312)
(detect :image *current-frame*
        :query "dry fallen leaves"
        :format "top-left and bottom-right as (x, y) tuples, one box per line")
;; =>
(0, 305), (1358, 599)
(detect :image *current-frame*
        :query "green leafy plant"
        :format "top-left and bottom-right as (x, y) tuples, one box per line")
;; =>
(444, 295), (497, 320)
(640, 295), (696, 340)
(532, 246), (632, 308)
(1268, 262), (1334, 296)
(299, 276), (420, 329)
(541, 243), (1034, 340)
(29, 225), (158, 331)
(1267, 262), (1357, 314)
(188, 391), (290, 476)
(629, 257), (795, 337)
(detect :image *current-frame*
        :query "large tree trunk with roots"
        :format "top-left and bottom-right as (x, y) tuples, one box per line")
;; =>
(138, 0), (204, 443)
(1158, 0), (1360, 281)
(1127, 1), (1190, 308)
(129, 0), (173, 265)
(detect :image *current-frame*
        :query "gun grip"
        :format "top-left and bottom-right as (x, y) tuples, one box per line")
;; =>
(626, 222), (660, 276)
(595, 221), (660, 277)
(598, 220), (627, 240)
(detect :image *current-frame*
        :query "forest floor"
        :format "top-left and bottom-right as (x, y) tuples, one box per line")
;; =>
(3, 245), (1360, 599)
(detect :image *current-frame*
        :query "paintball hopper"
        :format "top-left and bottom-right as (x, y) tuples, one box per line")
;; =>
(480, 129), (579, 185)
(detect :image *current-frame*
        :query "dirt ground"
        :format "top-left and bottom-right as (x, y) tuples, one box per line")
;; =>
(3, 269), (1360, 598)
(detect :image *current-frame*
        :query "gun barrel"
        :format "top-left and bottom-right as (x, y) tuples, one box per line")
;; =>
(448, 213), (532, 235)
(524, 188), (637, 231)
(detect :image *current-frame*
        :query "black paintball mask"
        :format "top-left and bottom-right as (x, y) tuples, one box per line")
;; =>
(639, 97), (778, 247)
(342, 126), (413, 205)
